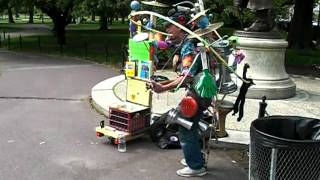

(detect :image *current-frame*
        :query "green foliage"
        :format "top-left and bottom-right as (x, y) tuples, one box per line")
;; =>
(286, 49), (320, 65)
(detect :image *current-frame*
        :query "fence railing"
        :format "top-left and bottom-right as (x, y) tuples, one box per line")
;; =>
(0, 31), (127, 67)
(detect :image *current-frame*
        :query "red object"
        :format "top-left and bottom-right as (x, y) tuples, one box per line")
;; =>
(108, 107), (150, 133)
(96, 132), (104, 137)
(179, 96), (198, 118)
(149, 44), (155, 61)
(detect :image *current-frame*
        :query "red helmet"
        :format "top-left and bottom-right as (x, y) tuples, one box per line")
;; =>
(179, 96), (198, 118)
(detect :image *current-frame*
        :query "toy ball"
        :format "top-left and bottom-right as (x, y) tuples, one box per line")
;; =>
(197, 16), (209, 29)
(146, 21), (154, 28)
(130, 1), (140, 11)
(179, 96), (198, 118)
(143, 18), (148, 25)
(208, 14), (213, 21)
(157, 41), (168, 50)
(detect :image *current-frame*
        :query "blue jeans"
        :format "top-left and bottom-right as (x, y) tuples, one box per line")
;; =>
(179, 111), (204, 170)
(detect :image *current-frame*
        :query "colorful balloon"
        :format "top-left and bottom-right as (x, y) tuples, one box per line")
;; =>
(197, 16), (209, 29)
(130, 1), (141, 11)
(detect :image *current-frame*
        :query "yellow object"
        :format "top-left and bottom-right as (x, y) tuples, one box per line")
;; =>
(125, 61), (136, 77)
(126, 78), (151, 107)
(96, 126), (146, 142)
(137, 20), (142, 33)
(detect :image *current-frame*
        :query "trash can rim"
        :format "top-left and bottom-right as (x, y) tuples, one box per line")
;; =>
(252, 125), (320, 143)
(252, 115), (320, 143)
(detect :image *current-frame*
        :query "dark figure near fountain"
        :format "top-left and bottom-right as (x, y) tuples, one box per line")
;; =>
(234, 0), (272, 32)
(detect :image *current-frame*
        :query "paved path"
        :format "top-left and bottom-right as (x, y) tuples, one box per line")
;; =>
(0, 51), (247, 180)
(3, 24), (51, 38)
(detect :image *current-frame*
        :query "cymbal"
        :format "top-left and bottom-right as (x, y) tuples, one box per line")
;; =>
(188, 22), (224, 39)
(132, 32), (149, 42)
(188, 9), (210, 24)
(141, 1), (170, 7)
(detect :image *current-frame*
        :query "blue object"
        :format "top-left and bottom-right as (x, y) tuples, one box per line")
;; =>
(146, 21), (154, 29)
(179, 111), (205, 170)
(197, 16), (209, 29)
(130, 1), (141, 11)
(129, 21), (137, 37)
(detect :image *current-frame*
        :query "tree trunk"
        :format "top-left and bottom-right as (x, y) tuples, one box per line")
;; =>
(91, 12), (96, 22)
(121, 15), (125, 24)
(28, 7), (34, 23)
(109, 16), (113, 25)
(8, 7), (15, 23)
(287, 0), (315, 49)
(99, 14), (109, 30)
(72, 17), (76, 24)
(52, 18), (67, 45)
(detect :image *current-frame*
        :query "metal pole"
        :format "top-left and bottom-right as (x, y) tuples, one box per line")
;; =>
(105, 44), (109, 62)
(84, 41), (88, 59)
(38, 36), (41, 52)
(270, 148), (278, 180)
(8, 35), (10, 50)
(121, 43), (125, 68)
(248, 143), (252, 180)
(19, 34), (22, 49)
(60, 43), (63, 55)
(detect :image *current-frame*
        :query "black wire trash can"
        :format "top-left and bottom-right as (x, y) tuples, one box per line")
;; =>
(249, 116), (320, 180)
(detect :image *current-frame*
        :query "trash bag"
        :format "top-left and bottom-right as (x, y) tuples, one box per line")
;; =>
(149, 111), (213, 149)
(149, 113), (181, 149)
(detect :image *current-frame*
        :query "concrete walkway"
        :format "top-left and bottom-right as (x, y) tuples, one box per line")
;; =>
(3, 24), (51, 38)
(91, 70), (320, 145)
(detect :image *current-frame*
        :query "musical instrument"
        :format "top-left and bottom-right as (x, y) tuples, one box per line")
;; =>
(188, 22), (224, 38)
(141, 1), (169, 7)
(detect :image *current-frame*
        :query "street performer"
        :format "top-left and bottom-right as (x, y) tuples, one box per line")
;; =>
(149, 11), (212, 177)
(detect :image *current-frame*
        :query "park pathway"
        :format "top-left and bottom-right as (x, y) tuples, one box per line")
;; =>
(0, 50), (247, 180)
(2, 24), (51, 39)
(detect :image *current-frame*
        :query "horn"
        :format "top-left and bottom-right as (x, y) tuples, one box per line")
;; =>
(217, 62), (237, 94)
(198, 120), (209, 133)
(166, 108), (193, 130)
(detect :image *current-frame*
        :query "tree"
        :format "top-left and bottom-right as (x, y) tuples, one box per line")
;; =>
(117, 0), (130, 24)
(288, 0), (316, 49)
(24, 0), (35, 23)
(35, 0), (76, 45)
(96, 0), (116, 30)
(0, 0), (16, 23)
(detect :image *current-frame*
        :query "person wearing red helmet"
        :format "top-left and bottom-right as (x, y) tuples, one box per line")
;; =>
(149, 10), (211, 177)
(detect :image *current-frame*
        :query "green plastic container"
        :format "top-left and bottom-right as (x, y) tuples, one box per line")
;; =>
(129, 39), (151, 61)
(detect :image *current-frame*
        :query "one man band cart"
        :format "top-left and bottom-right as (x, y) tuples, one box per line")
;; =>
(96, 0), (252, 178)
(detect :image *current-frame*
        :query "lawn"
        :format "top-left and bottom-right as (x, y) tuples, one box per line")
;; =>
(2, 21), (130, 65)
(1, 20), (319, 67)
(285, 48), (320, 65)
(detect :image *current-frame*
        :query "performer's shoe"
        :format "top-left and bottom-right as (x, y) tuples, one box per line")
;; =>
(176, 167), (207, 177)
(180, 158), (187, 167)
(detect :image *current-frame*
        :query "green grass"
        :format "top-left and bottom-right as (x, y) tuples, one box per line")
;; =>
(0, 14), (52, 24)
(2, 20), (319, 67)
(3, 22), (129, 65)
(285, 49), (320, 65)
